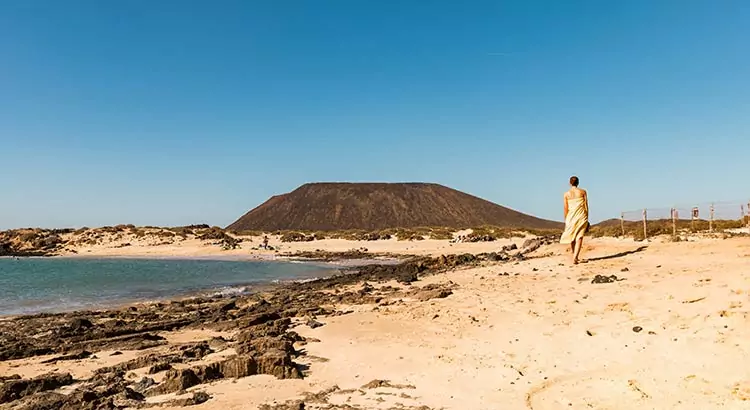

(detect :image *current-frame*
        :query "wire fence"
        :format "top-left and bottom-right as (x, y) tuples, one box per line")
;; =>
(598, 200), (750, 240)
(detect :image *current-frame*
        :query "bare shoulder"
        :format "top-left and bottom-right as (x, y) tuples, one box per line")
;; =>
(580, 188), (588, 195)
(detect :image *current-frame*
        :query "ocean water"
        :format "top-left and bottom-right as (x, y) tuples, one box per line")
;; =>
(0, 257), (333, 316)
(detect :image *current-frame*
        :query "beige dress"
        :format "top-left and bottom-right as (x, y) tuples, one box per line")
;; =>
(560, 196), (589, 244)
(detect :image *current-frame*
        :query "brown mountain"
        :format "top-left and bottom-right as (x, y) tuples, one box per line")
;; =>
(227, 183), (562, 232)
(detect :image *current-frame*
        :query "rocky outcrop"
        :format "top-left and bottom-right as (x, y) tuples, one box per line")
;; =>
(0, 373), (74, 404)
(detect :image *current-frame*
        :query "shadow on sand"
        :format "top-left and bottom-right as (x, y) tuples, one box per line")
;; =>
(587, 245), (649, 262)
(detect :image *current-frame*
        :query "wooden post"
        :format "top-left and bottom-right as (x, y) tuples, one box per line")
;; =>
(691, 207), (696, 232)
(710, 203), (715, 232)
(620, 212), (625, 237)
(742, 204), (745, 225)
(747, 201), (750, 228)
(642, 209), (648, 241)
(671, 208), (677, 236)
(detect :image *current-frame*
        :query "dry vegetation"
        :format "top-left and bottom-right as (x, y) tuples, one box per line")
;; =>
(268, 226), (562, 243)
(1, 224), (246, 256)
(590, 218), (748, 241)
(3, 217), (746, 257)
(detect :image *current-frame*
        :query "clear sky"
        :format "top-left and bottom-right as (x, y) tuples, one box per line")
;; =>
(2, 1), (749, 229)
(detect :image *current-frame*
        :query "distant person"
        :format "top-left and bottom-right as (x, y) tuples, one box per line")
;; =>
(560, 176), (589, 265)
(262, 235), (269, 249)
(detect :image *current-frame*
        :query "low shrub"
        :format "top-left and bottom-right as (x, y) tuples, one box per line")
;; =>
(280, 232), (316, 242)
(589, 218), (746, 240)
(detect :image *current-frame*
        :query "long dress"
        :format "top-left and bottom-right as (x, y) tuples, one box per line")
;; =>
(560, 196), (589, 244)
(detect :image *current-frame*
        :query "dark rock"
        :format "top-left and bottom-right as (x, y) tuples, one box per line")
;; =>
(238, 312), (282, 328)
(216, 355), (258, 378)
(306, 319), (324, 329)
(147, 362), (173, 374)
(87, 370), (126, 389)
(40, 350), (92, 364)
(0, 373), (74, 404)
(67, 318), (94, 332)
(259, 401), (305, 410)
(178, 342), (213, 359)
(146, 369), (201, 396)
(521, 236), (556, 253)
(95, 353), (173, 375)
(146, 351), (300, 397)
(219, 300), (238, 312)
(236, 336), (294, 356)
(255, 350), (303, 379)
(119, 387), (145, 401)
(591, 274), (622, 284)
(131, 377), (156, 393)
(7, 390), (119, 410)
(632, 326), (643, 333)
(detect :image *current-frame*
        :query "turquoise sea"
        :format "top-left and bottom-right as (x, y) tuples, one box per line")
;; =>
(0, 257), (332, 316)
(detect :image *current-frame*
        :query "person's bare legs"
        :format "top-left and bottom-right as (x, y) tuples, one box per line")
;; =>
(569, 241), (576, 264)
(573, 237), (584, 264)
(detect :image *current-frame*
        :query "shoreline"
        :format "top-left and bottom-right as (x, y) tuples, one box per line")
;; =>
(2, 236), (747, 409)
(0, 253), (408, 318)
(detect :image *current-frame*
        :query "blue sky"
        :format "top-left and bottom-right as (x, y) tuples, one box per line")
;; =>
(2, 1), (749, 229)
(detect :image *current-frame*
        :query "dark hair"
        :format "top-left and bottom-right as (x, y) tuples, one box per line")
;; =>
(570, 176), (579, 187)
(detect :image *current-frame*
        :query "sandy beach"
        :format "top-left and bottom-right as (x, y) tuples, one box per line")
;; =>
(1, 234), (750, 409)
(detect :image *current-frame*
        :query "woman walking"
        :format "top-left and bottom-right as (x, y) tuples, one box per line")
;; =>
(560, 176), (589, 265)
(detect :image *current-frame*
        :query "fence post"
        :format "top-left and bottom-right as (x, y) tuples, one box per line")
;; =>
(691, 207), (696, 232)
(642, 209), (648, 241)
(710, 203), (715, 232)
(620, 212), (625, 237)
(747, 201), (750, 228)
(742, 204), (745, 225)
(671, 208), (676, 236)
